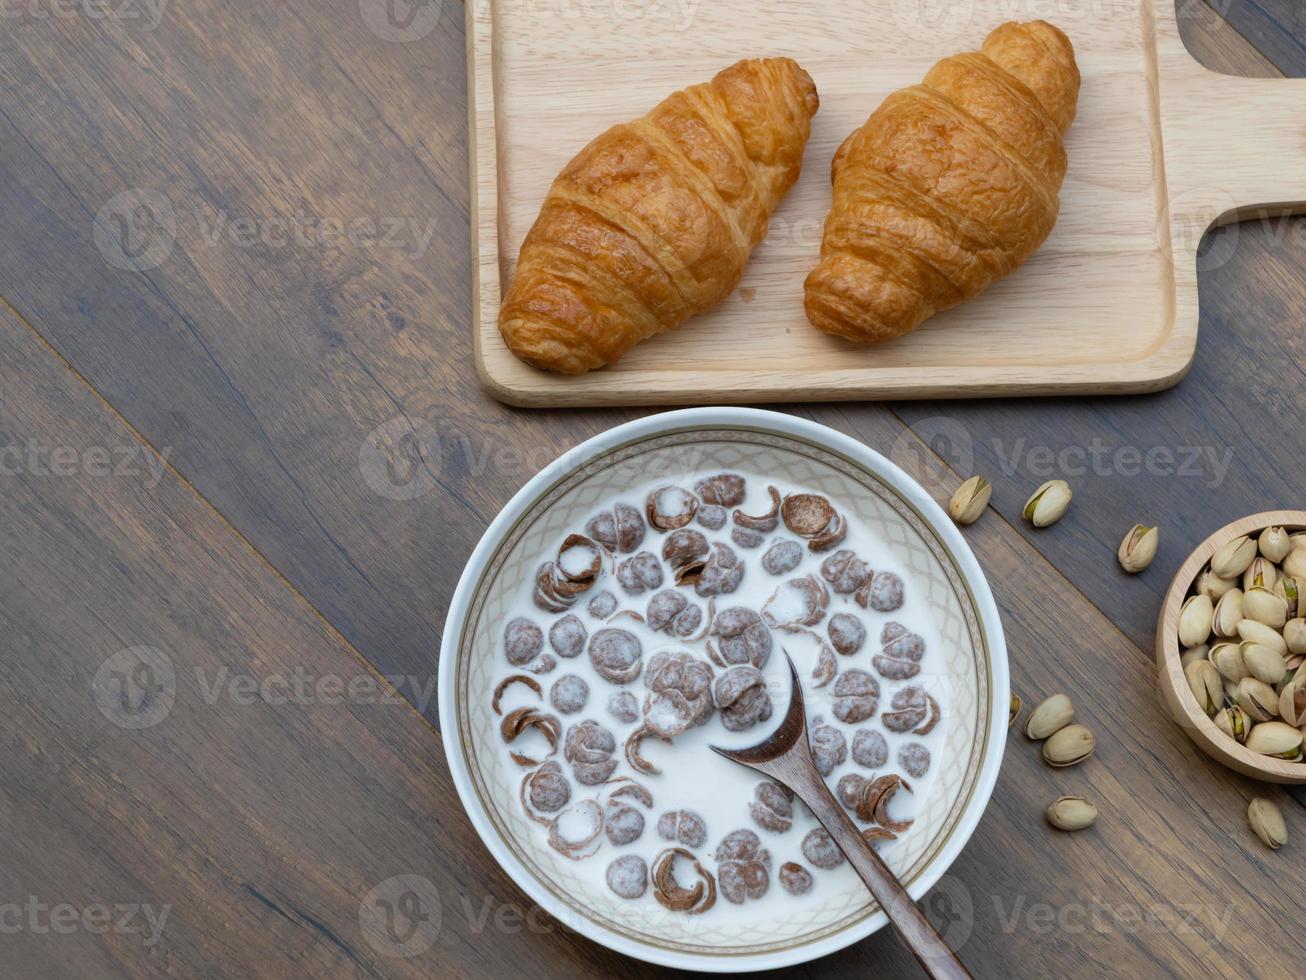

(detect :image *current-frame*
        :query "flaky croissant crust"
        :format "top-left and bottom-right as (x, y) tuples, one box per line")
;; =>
(500, 58), (819, 374)
(805, 20), (1081, 344)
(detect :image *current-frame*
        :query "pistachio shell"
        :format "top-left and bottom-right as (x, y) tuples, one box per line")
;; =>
(1259, 527), (1292, 564)
(1046, 796), (1098, 832)
(1214, 706), (1250, 744)
(1023, 480), (1072, 528)
(1237, 619), (1288, 656)
(1178, 595), (1214, 648)
(1210, 536), (1257, 578)
(1180, 645), (1210, 670)
(1236, 677), (1280, 722)
(1285, 546), (1306, 580)
(1276, 577), (1302, 620)
(1195, 569), (1238, 602)
(948, 476), (992, 526)
(1117, 524), (1158, 574)
(1208, 642), (1248, 684)
(1285, 619), (1306, 656)
(1241, 642), (1287, 686)
(1211, 589), (1244, 638)
(1279, 674), (1306, 727)
(1043, 724), (1095, 767)
(1248, 797), (1287, 850)
(1008, 694), (1022, 729)
(1245, 721), (1304, 759)
(1243, 557), (1279, 592)
(1024, 693), (1074, 741)
(1242, 587), (1288, 630)
(1185, 660), (1223, 717)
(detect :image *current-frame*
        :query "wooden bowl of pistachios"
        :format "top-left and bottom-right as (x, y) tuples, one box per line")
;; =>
(1157, 511), (1306, 784)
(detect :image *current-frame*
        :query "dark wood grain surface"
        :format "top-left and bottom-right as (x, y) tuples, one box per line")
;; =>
(1, 1), (1303, 976)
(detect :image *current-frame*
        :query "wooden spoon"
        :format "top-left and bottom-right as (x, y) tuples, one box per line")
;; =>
(711, 653), (971, 979)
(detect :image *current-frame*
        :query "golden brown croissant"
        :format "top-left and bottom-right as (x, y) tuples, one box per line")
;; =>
(804, 20), (1080, 344)
(500, 58), (819, 374)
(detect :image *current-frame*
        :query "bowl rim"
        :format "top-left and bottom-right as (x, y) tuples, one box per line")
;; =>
(438, 406), (1010, 971)
(1155, 509), (1306, 785)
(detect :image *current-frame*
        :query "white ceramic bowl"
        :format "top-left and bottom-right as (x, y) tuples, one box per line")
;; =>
(439, 407), (1008, 971)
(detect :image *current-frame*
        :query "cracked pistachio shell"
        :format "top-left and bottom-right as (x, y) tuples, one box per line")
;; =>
(1243, 587), (1288, 630)
(1259, 527), (1293, 564)
(1023, 480), (1071, 528)
(1180, 645), (1210, 670)
(1118, 524), (1158, 574)
(1211, 536), (1258, 579)
(1244, 557), (1279, 592)
(1241, 642), (1287, 687)
(1185, 661), (1223, 717)
(1195, 569), (1238, 602)
(1275, 577), (1302, 620)
(1279, 674), (1306, 727)
(949, 476), (992, 526)
(1212, 589), (1244, 638)
(1236, 678), (1280, 723)
(1009, 694), (1023, 729)
(1024, 694), (1074, 741)
(1214, 706), (1251, 744)
(1046, 796), (1098, 832)
(1285, 619), (1306, 656)
(1248, 797), (1288, 850)
(1237, 619), (1288, 657)
(1284, 546), (1306, 580)
(1208, 642), (1248, 684)
(1043, 724), (1095, 767)
(1245, 721), (1304, 759)
(1178, 595), (1215, 648)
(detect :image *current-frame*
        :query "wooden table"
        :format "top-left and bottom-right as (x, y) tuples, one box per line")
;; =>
(2, 1), (1303, 975)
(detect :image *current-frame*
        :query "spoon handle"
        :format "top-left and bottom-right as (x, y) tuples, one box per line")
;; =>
(789, 769), (972, 980)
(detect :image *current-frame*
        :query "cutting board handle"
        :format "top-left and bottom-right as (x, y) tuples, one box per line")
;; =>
(1182, 73), (1306, 221)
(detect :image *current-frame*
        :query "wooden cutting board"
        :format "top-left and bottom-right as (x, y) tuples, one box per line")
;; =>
(468, 0), (1306, 407)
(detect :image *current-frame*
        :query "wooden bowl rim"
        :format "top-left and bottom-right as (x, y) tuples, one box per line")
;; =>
(1156, 510), (1306, 784)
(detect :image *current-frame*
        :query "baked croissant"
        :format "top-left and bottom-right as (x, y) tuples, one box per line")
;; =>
(500, 58), (819, 374)
(804, 20), (1080, 343)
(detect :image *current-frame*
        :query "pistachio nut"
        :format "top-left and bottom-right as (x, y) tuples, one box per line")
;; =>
(1009, 694), (1023, 729)
(1237, 619), (1288, 657)
(1279, 674), (1306, 727)
(1243, 587), (1289, 630)
(1023, 480), (1072, 528)
(1024, 693), (1074, 741)
(1180, 645), (1210, 670)
(1210, 535), (1257, 579)
(1196, 569), (1238, 602)
(1211, 589), (1244, 638)
(1259, 526), (1293, 564)
(1043, 724), (1095, 767)
(1046, 796), (1098, 832)
(1285, 619), (1306, 656)
(1248, 797), (1288, 850)
(1214, 705), (1250, 744)
(1241, 642), (1287, 687)
(1243, 557), (1279, 592)
(1284, 546), (1306, 581)
(1118, 524), (1158, 574)
(1208, 642), (1248, 684)
(1178, 595), (1215, 648)
(949, 476), (992, 526)
(1222, 676), (1240, 705)
(1245, 721), (1304, 760)
(1275, 577), (1301, 620)
(1185, 660), (1223, 717)
(1236, 677), (1280, 723)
